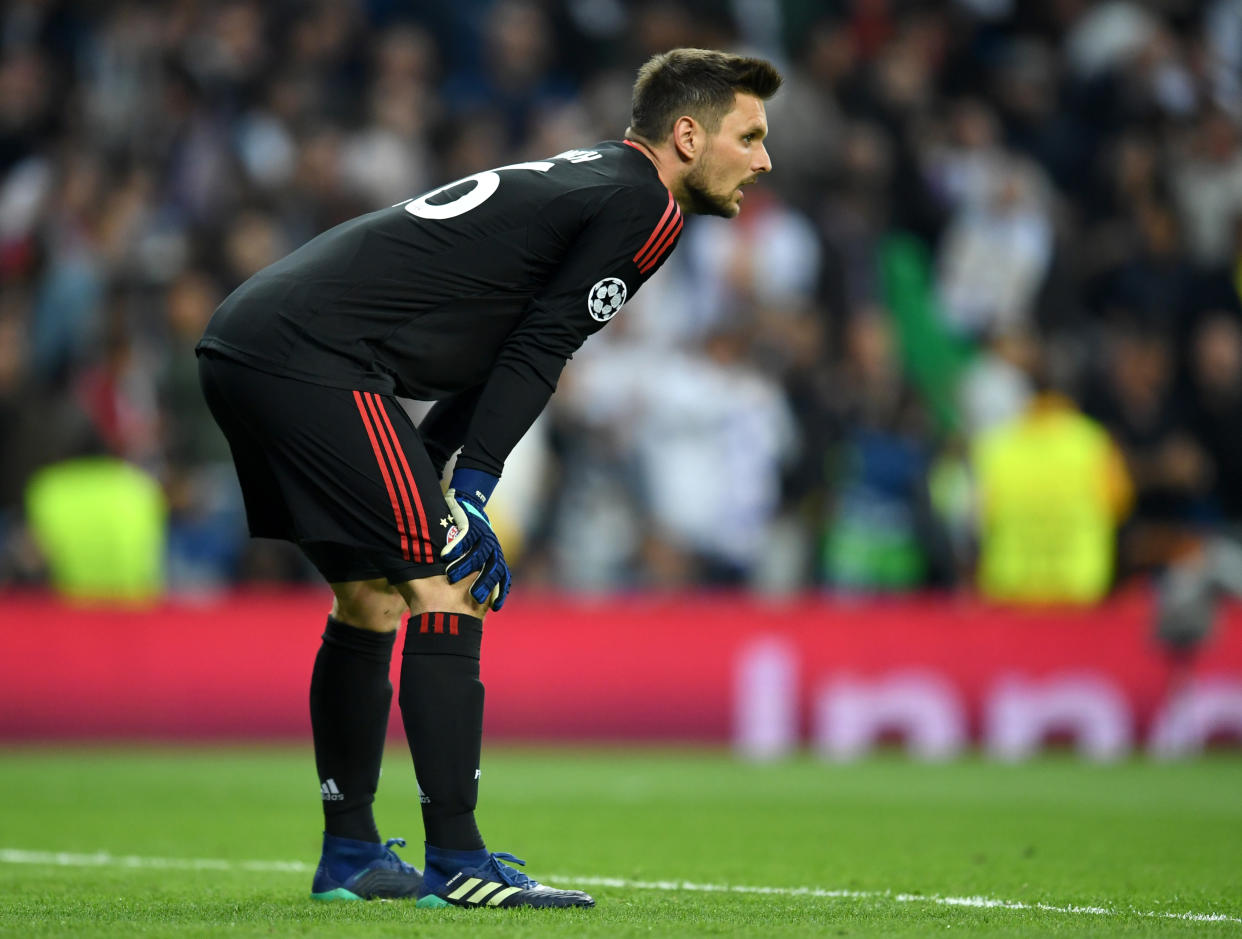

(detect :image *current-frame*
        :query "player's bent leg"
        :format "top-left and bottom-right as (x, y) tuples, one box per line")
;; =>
(393, 575), (594, 910)
(397, 572), (488, 619)
(309, 576), (422, 901)
(331, 577), (407, 633)
(393, 573), (487, 855)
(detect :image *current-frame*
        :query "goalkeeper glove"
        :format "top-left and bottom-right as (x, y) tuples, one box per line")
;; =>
(441, 469), (511, 611)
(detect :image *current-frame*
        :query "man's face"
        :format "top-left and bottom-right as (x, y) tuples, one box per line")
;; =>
(681, 92), (772, 218)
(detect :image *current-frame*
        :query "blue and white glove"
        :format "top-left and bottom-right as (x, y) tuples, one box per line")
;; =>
(441, 469), (512, 611)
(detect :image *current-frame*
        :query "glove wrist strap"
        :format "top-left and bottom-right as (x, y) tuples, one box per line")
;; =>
(450, 468), (499, 506)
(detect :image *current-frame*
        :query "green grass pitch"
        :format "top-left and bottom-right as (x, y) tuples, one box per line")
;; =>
(0, 746), (1239, 936)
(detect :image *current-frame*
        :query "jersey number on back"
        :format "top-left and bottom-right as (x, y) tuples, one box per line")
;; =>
(400, 162), (555, 220)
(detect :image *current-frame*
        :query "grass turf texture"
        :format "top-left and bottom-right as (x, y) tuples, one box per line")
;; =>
(0, 746), (1238, 936)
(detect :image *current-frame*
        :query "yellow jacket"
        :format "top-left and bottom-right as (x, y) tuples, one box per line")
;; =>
(973, 395), (1132, 604)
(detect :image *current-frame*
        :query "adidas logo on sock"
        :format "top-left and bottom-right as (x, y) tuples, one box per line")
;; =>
(320, 778), (344, 802)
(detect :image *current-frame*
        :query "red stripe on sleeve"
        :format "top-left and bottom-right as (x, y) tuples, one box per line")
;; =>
(353, 391), (411, 561)
(370, 394), (434, 565)
(418, 613), (430, 634)
(363, 393), (423, 563)
(638, 211), (683, 273)
(449, 614), (459, 636)
(432, 612), (444, 634)
(632, 191), (676, 267)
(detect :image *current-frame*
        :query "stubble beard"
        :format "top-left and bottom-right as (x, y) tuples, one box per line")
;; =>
(681, 162), (740, 219)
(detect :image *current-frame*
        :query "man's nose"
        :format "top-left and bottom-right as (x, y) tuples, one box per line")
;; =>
(754, 143), (772, 174)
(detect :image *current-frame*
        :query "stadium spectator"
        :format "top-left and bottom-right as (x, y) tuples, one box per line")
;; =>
(819, 310), (944, 590)
(1083, 323), (1211, 576)
(972, 365), (1133, 605)
(1172, 108), (1242, 269)
(630, 321), (797, 587)
(935, 155), (1054, 339)
(1185, 312), (1242, 528)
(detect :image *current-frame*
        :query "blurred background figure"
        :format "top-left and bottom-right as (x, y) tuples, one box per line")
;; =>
(819, 309), (943, 592)
(24, 453), (166, 603)
(936, 156), (1053, 340)
(1082, 323), (1209, 578)
(972, 348), (1133, 605)
(630, 322), (796, 589)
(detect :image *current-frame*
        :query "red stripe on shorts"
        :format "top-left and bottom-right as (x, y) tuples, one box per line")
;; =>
(362, 393), (423, 563)
(353, 391), (411, 561)
(369, 393), (434, 565)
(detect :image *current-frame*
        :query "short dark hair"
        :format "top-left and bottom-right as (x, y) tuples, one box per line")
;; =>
(629, 48), (783, 143)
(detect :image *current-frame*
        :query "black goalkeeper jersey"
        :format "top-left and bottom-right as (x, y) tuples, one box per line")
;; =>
(197, 140), (683, 476)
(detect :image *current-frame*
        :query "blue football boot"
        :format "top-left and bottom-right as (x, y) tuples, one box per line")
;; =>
(416, 845), (595, 908)
(310, 834), (423, 901)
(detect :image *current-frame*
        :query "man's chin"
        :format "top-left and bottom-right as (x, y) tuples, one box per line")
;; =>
(701, 197), (740, 219)
(682, 184), (741, 218)
(717, 188), (746, 218)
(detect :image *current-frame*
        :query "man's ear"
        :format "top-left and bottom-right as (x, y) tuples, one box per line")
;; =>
(671, 115), (699, 162)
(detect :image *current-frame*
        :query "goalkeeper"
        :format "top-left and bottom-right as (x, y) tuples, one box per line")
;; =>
(196, 48), (780, 909)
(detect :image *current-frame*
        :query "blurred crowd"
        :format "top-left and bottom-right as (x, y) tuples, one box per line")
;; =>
(3, 0), (1242, 601)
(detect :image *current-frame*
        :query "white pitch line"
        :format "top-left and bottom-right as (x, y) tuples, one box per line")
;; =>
(558, 876), (1240, 924)
(0, 849), (312, 875)
(2, 848), (1238, 925)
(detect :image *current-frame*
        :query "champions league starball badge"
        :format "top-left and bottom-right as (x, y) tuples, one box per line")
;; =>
(587, 277), (627, 322)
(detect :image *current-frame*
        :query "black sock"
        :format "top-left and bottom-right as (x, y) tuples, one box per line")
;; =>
(399, 612), (485, 851)
(310, 616), (396, 843)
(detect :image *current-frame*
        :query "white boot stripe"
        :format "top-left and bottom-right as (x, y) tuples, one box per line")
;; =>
(487, 886), (521, 906)
(466, 882), (502, 903)
(447, 877), (482, 900)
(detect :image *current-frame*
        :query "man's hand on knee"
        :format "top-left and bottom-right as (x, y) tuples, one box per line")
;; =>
(441, 470), (512, 611)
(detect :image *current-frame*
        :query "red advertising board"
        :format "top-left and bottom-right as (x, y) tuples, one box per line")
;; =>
(2, 589), (1240, 756)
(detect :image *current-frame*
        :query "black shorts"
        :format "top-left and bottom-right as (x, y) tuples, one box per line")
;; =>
(198, 352), (448, 583)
